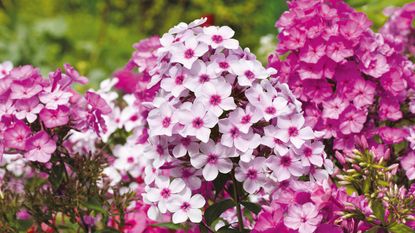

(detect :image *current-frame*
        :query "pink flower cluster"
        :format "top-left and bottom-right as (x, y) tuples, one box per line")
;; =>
(381, 2), (415, 57)
(0, 62), (110, 164)
(129, 18), (334, 231)
(268, 0), (415, 156)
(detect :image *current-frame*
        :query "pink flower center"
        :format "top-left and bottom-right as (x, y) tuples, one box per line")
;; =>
(181, 137), (191, 147)
(301, 217), (308, 223)
(182, 169), (192, 178)
(180, 202), (191, 211)
(265, 107), (276, 115)
(288, 127), (299, 137)
(127, 156), (135, 163)
(244, 70), (255, 79)
(241, 115), (251, 124)
(247, 169), (258, 180)
(130, 115), (138, 122)
(162, 117), (171, 128)
(280, 155), (292, 167)
(209, 95), (222, 106)
(184, 49), (195, 59)
(207, 154), (218, 164)
(304, 147), (312, 157)
(273, 138), (283, 144)
(230, 127), (240, 138)
(219, 62), (229, 69)
(1, 70), (6, 75)
(199, 74), (210, 83)
(156, 145), (164, 155)
(212, 35), (223, 43)
(160, 188), (171, 198)
(175, 75), (184, 85)
(192, 117), (204, 129)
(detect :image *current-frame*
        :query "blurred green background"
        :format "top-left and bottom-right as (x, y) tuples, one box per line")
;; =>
(0, 0), (413, 87)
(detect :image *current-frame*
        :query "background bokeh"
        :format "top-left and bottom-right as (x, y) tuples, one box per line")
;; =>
(0, 0), (413, 88)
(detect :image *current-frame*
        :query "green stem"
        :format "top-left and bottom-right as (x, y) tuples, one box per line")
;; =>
(231, 172), (244, 232)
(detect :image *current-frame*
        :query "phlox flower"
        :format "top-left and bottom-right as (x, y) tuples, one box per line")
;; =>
(171, 37), (208, 69)
(284, 202), (323, 233)
(184, 59), (218, 92)
(4, 121), (31, 150)
(267, 153), (304, 182)
(262, 125), (290, 156)
(190, 140), (234, 181)
(235, 157), (267, 194)
(295, 141), (324, 167)
(195, 79), (236, 116)
(275, 114), (314, 149)
(147, 102), (178, 137)
(0, 61), (13, 79)
(200, 26), (239, 49)
(339, 107), (366, 135)
(219, 118), (260, 152)
(167, 189), (205, 223)
(145, 176), (186, 214)
(160, 64), (188, 97)
(39, 106), (70, 128)
(14, 97), (43, 123)
(24, 131), (56, 163)
(10, 82), (42, 100)
(401, 152), (415, 180)
(177, 101), (218, 143)
(39, 86), (73, 110)
(227, 105), (262, 134)
(232, 59), (268, 86)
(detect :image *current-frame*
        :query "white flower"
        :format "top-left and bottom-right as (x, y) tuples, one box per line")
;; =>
(284, 203), (323, 233)
(0, 61), (13, 79)
(170, 37), (208, 69)
(200, 26), (239, 49)
(275, 114), (315, 149)
(147, 102), (178, 137)
(195, 78), (236, 116)
(168, 189), (205, 223)
(231, 59), (268, 86)
(177, 101), (218, 143)
(144, 176), (186, 214)
(267, 153), (305, 182)
(190, 140), (234, 181)
(235, 157), (267, 194)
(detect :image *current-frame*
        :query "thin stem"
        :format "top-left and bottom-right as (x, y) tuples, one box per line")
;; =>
(231, 171), (244, 232)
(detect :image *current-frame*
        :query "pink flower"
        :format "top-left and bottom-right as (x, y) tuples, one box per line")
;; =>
(322, 96), (349, 119)
(219, 119), (260, 152)
(262, 125), (290, 156)
(200, 26), (239, 49)
(10, 82), (42, 99)
(232, 59), (268, 86)
(4, 121), (31, 150)
(190, 140), (233, 181)
(235, 157), (267, 193)
(284, 202), (323, 233)
(177, 101), (218, 143)
(339, 107), (366, 135)
(195, 79), (236, 116)
(0, 61), (13, 79)
(86, 91), (112, 115)
(39, 106), (70, 128)
(401, 152), (415, 180)
(167, 189), (205, 223)
(24, 131), (56, 163)
(147, 102), (178, 137)
(160, 64), (188, 97)
(14, 97), (43, 123)
(170, 37), (208, 69)
(295, 141), (324, 167)
(39, 87), (72, 110)
(184, 59), (217, 92)
(267, 153), (304, 181)
(275, 114), (315, 149)
(145, 177), (186, 214)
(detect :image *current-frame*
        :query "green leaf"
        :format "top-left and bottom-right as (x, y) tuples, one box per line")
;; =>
(363, 178), (371, 194)
(388, 223), (415, 233)
(365, 226), (381, 233)
(217, 228), (240, 233)
(241, 201), (261, 215)
(49, 163), (65, 189)
(205, 199), (236, 226)
(371, 199), (385, 223)
(151, 222), (183, 230)
(81, 196), (107, 215)
(97, 227), (120, 233)
(213, 173), (229, 195)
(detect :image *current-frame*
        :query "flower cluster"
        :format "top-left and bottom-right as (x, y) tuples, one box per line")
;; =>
(381, 2), (415, 57)
(130, 18), (333, 232)
(0, 63), (109, 164)
(268, 0), (415, 157)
